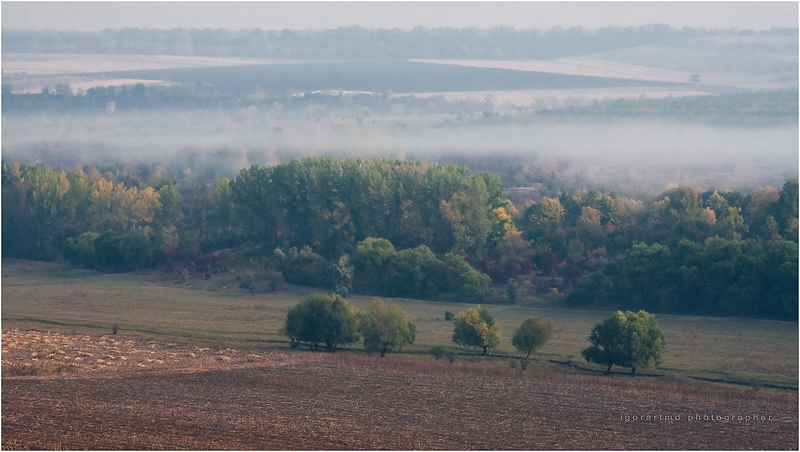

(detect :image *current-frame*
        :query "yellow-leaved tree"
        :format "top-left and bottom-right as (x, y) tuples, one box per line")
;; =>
(452, 305), (501, 356)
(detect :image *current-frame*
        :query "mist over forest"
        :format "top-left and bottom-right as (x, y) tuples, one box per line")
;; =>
(3, 24), (797, 196)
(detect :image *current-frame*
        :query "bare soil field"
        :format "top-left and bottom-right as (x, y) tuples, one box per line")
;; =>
(2, 338), (797, 450)
(1, 329), (264, 376)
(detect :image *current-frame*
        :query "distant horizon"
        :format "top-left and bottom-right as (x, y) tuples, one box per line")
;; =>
(3, 23), (800, 33)
(3, 2), (798, 32)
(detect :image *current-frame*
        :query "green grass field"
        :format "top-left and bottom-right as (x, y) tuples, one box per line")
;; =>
(2, 259), (797, 390)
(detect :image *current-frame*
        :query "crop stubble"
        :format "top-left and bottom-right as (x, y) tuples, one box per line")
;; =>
(3, 351), (796, 450)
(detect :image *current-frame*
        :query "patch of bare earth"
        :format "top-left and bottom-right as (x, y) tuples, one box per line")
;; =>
(1, 329), (262, 376)
(2, 331), (796, 450)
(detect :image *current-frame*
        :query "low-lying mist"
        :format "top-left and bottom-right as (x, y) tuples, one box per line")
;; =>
(3, 108), (796, 196)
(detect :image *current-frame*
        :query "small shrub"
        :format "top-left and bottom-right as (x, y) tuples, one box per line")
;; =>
(506, 278), (519, 304)
(2, 363), (76, 377)
(265, 270), (283, 292)
(444, 311), (454, 321)
(445, 350), (457, 363)
(111, 324), (119, 335)
(430, 345), (445, 360)
(508, 359), (518, 369)
(279, 246), (338, 289)
(240, 274), (255, 295)
(519, 359), (529, 370)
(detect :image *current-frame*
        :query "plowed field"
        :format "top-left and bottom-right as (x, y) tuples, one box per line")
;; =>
(2, 334), (797, 450)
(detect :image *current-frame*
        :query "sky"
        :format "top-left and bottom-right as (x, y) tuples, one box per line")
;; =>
(2, 1), (798, 31)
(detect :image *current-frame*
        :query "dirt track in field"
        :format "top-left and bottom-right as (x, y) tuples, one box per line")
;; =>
(3, 350), (797, 450)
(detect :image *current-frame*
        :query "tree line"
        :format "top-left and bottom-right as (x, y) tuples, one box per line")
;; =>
(2, 158), (796, 318)
(284, 294), (664, 377)
(6, 25), (781, 60)
(1, 80), (467, 116)
(4, 82), (795, 131)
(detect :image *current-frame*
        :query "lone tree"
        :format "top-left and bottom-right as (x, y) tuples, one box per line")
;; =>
(581, 310), (666, 377)
(511, 317), (555, 359)
(359, 298), (416, 357)
(282, 293), (360, 352)
(452, 305), (501, 355)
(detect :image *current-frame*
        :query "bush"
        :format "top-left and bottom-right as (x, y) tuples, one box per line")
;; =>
(430, 345), (445, 360)
(65, 229), (152, 272)
(581, 310), (666, 377)
(239, 273), (255, 295)
(452, 305), (501, 356)
(359, 298), (416, 357)
(351, 238), (443, 299)
(444, 311), (454, 321)
(279, 246), (338, 289)
(511, 317), (555, 359)
(457, 269), (495, 303)
(265, 270), (283, 291)
(63, 232), (99, 268)
(445, 350), (458, 363)
(506, 278), (519, 303)
(93, 230), (152, 272)
(351, 238), (495, 300)
(282, 293), (360, 352)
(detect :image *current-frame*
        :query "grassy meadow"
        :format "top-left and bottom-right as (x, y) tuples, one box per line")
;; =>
(2, 259), (797, 390)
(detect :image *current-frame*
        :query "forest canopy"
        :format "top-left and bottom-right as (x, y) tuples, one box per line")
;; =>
(2, 158), (796, 319)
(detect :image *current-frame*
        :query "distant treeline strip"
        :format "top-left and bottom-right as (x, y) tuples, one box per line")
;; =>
(538, 89), (799, 125)
(3, 83), (796, 129)
(4, 25), (795, 59)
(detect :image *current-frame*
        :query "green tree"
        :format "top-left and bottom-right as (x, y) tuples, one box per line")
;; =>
(524, 196), (564, 230)
(452, 305), (501, 355)
(359, 298), (416, 357)
(282, 293), (360, 352)
(62, 232), (99, 267)
(511, 317), (555, 359)
(457, 268), (494, 302)
(581, 310), (666, 377)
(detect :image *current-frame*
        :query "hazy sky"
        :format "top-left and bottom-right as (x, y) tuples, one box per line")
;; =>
(2, 2), (798, 31)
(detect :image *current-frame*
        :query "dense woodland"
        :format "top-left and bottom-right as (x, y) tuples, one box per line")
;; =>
(3, 157), (796, 319)
(6, 25), (794, 60)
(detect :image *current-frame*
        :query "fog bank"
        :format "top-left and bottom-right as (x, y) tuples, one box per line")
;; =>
(3, 109), (796, 193)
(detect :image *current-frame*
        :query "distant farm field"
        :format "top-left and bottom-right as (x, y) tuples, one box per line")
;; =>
(1, 53), (291, 76)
